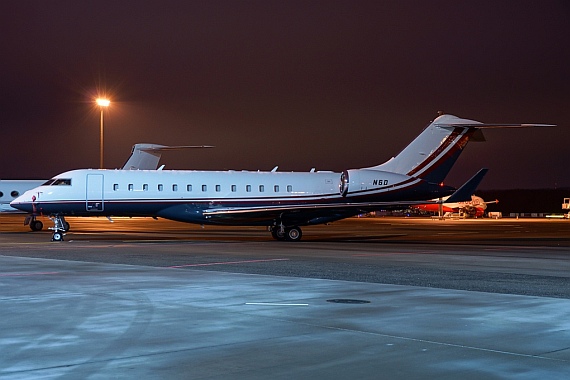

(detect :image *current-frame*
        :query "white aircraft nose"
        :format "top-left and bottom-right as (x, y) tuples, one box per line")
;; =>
(10, 191), (34, 212)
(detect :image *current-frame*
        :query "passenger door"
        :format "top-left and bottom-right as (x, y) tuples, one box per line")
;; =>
(86, 174), (104, 212)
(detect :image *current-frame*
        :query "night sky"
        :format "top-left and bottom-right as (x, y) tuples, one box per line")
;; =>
(2, 1), (569, 189)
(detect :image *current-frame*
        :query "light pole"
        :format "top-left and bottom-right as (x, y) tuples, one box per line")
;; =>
(96, 98), (110, 169)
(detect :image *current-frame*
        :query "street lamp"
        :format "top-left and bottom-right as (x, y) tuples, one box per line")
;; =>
(96, 98), (110, 169)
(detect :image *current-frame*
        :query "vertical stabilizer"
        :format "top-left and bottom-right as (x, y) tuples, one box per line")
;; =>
(122, 144), (167, 170)
(121, 144), (215, 170)
(369, 114), (483, 183)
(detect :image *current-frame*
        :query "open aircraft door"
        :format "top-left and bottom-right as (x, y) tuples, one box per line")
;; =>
(86, 174), (104, 212)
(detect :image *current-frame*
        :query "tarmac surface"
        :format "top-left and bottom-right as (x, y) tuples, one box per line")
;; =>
(1, 215), (570, 379)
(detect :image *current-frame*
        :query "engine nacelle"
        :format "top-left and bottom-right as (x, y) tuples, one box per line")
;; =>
(339, 169), (412, 196)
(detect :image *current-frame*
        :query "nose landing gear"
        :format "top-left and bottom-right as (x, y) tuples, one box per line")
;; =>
(49, 215), (70, 242)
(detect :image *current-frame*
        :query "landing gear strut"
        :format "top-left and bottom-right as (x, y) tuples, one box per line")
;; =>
(270, 225), (303, 241)
(49, 215), (69, 242)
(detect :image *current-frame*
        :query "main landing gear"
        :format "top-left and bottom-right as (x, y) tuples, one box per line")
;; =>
(49, 215), (70, 242)
(270, 225), (303, 242)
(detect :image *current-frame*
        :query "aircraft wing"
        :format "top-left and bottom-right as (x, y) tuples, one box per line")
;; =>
(203, 199), (432, 216)
(443, 168), (488, 203)
(201, 198), (443, 225)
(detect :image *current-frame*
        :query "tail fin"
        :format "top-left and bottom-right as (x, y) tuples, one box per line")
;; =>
(122, 143), (163, 170)
(121, 144), (214, 170)
(369, 114), (554, 184)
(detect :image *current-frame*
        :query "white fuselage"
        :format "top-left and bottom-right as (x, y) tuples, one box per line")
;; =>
(12, 167), (436, 226)
(30, 168), (341, 203)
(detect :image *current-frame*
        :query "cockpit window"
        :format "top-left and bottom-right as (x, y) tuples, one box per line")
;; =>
(42, 179), (71, 186)
(52, 179), (72, 186)
(42, 178), (71, 186)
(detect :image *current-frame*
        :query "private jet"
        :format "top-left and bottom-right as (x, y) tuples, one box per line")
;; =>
(11, 114), (553, 241)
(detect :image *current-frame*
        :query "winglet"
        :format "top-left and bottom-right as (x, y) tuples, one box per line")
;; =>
(444, 168), (489, 203)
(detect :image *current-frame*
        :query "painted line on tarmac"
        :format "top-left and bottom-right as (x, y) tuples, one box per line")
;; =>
(0, 272), (60, 277)
(352, 251), (436, 257)
(245, 302), (309, 306)
(168, 258), (289, 268)
(483, 246), (558, 252)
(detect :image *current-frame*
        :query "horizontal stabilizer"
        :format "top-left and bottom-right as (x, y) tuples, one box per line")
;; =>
(444, 168), (489, 204)
(436, 122), (556, 129)
(135, 144), (215, 152)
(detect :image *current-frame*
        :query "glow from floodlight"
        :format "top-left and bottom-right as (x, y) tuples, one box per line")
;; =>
(96, 98), (110, 107)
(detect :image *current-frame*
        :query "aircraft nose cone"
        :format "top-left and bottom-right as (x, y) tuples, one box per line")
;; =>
(10, 193), (34, 213)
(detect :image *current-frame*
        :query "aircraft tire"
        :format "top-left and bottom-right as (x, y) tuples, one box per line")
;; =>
(271, 227), (286, 241)
(285, 226), (302, 242)
(30, 220), (43, 231)
(51, 231), (64, 242)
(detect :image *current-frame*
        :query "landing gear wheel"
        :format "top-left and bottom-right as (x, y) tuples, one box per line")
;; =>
(30, 220), (43, 231)
(51, 231), (64, 242)
(271, 227), (286, 241)
(284, 226), (302, 242)
(63, 221), (70, 232)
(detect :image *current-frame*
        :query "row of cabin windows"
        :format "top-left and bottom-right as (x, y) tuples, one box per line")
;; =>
(113, 183), (294, 193)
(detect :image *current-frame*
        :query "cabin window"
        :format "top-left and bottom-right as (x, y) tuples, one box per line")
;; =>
(231, 184), (237, 192)
(143, 184), (148, 191)
(202, 185), (207, 192)
(128, 184), (134, 191)
(158, 184), (163, 191)
(113, 184), (119, 191)
(11, 191), (19, 197)
(274, 185), (279, 192)
(187, 184), (192, 192)
(259, 185), (264, 192)
(246, 185), (251, 192)
(287, 185), (292, 192)
(0, 191), (3, 198)
(215, 185), (221, 192)
(173, 184), (178, 191)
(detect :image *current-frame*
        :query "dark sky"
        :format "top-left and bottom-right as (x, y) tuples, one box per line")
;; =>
(1, 1), (569, 189)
